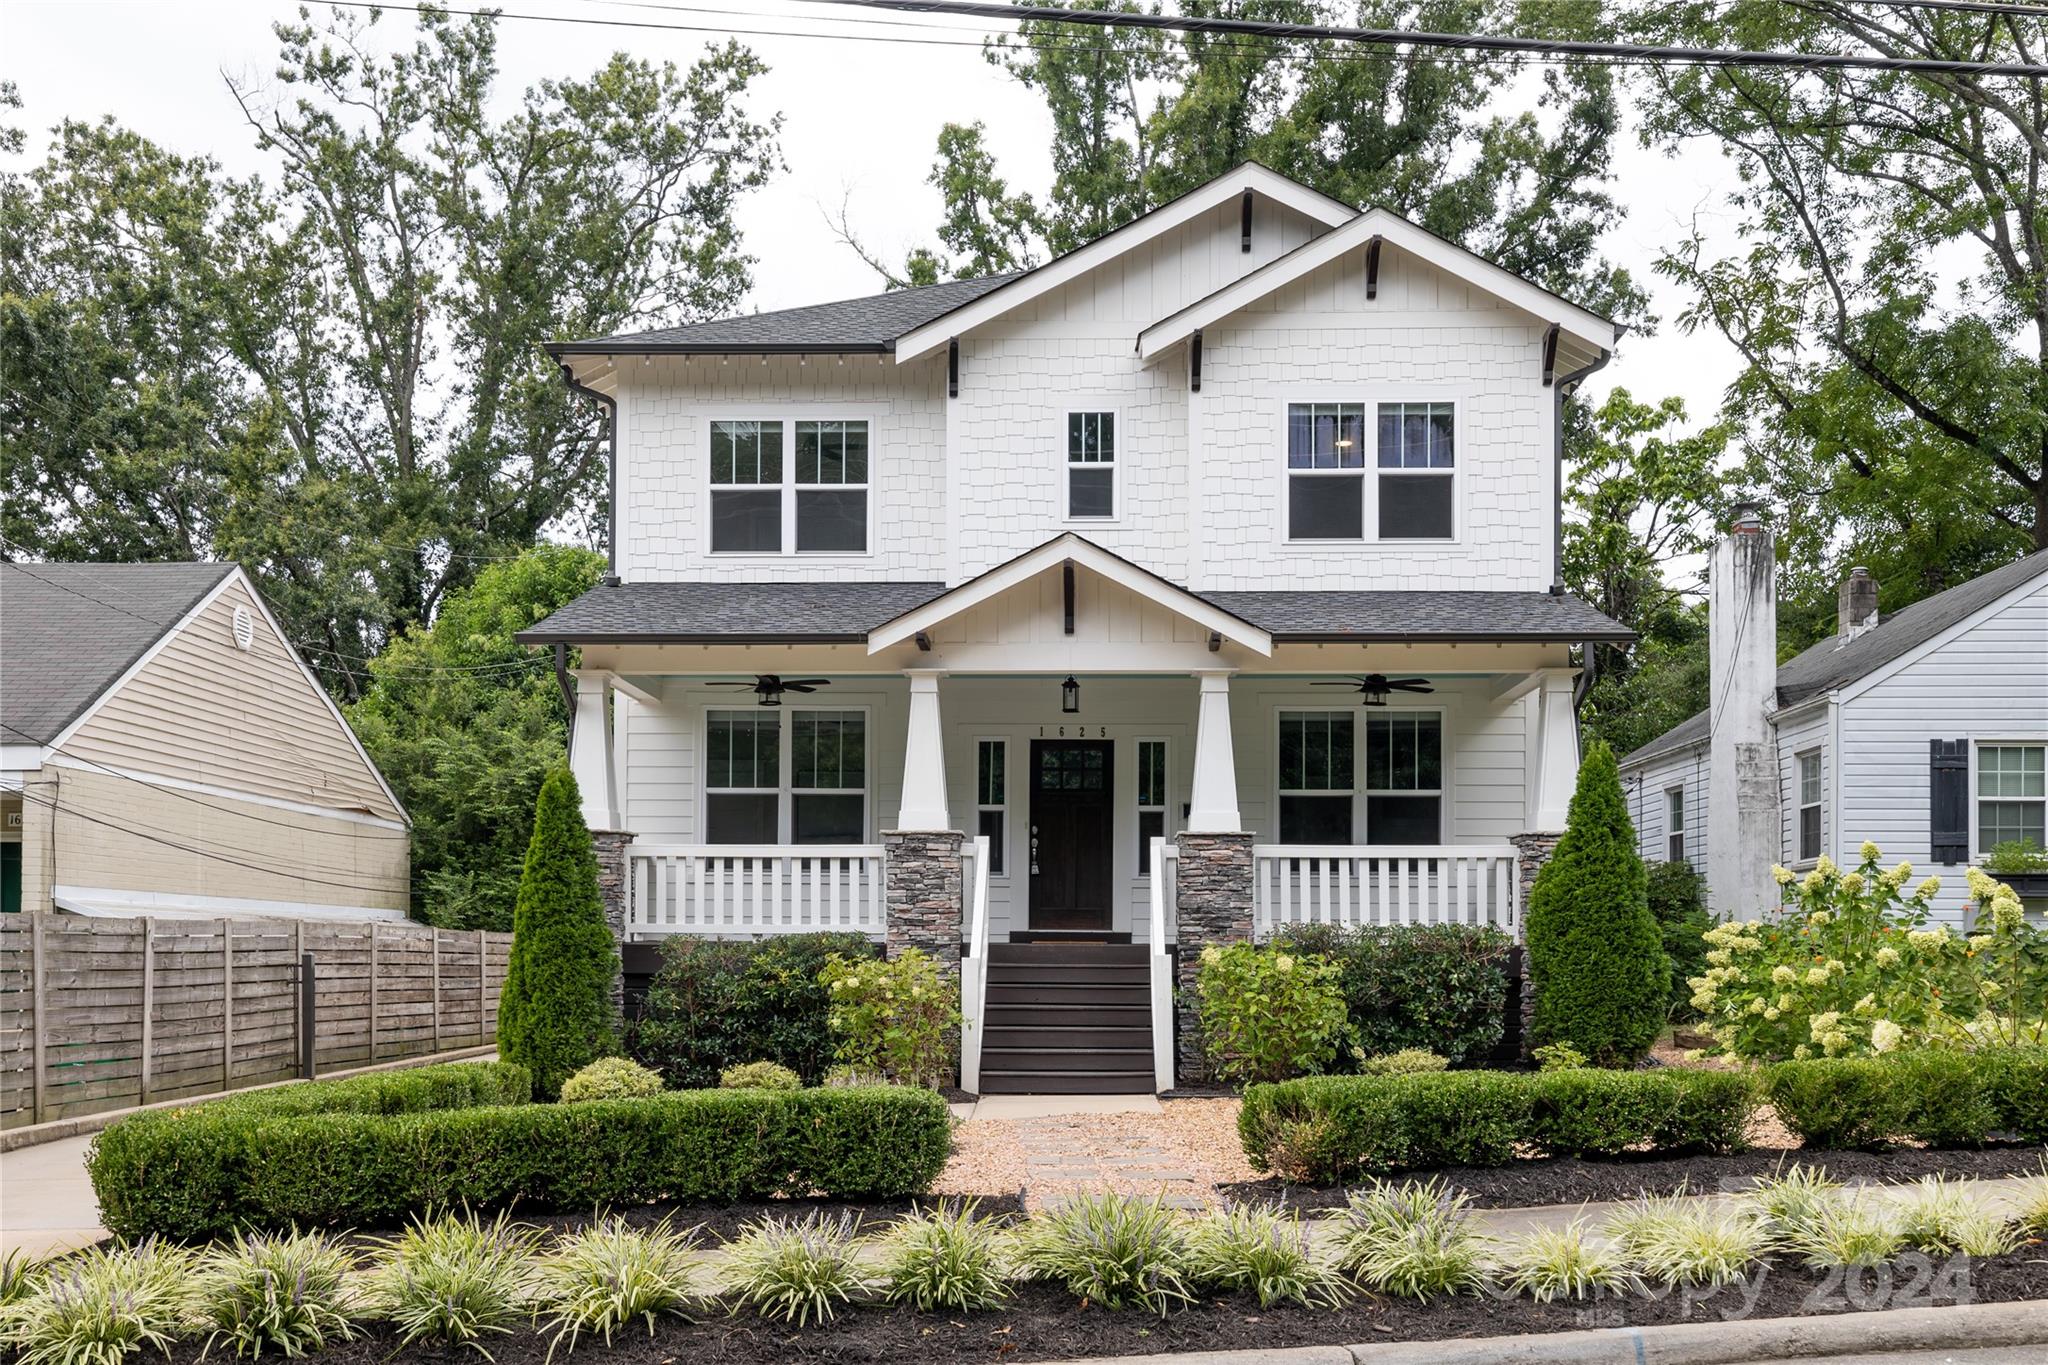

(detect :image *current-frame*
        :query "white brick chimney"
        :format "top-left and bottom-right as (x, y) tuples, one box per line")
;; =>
(1837, 566), (1880, 645)
(1707, 504), (1782, 918)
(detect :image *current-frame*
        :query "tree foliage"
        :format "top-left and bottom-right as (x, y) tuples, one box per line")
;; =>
(347, 544), (604, 930)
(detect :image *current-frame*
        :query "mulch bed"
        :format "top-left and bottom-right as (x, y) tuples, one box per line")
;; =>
(1220, 1144), (2048, 1211)
(159, 1247), (2048, 1364)
(394, 1193), (1030, 1249)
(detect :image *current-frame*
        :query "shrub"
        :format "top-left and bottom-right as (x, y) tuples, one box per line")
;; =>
(629, 933), (875, 1088)
(498, 767), (620, 1099)
(1272, 923), (1513, 1066)
(87, 1062), (530, 1241)
(1526, 742), (1669, 1065)
(718, 1214), (870, 1326)
(1501, 1218), (1641, 1302)
(1185, 1205), (1350, 1309)
(719, 1061), (802, 1091)
(1193, 942), (1348, 1084)
(1647, 860), (1713, 1018)
(538, 1216), (700, 1353)
(1, 1240), (190, 1365)
(1527, 1067), (1756, 1158)
(1531, 1041), (1588, 1071)
(1014, 1192), (1193, 1316)
(1758, 1051), (2048, 1149)
(1356, 1048), (1447, 1076)
(191, 1228), (358, 1359)
(819, 948), (959, 1088)
(1986, 838), (2048, 875)
(367, 1210), (539, 1353)
(559, 1057), (663, 1103)
(875, 1201), (1009, 1312)
(1329, 1178), (1490, 1301)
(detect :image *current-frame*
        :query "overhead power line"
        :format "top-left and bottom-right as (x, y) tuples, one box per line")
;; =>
(804, 0), (2048, 76)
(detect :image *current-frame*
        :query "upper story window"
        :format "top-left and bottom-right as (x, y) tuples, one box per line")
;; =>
(1067, 412), (1116, 519)
(1979, 743), (2045, 853)
(1285, 402), (1456, 542)
(1286, 404), (1365, 540)
(1666, 787), (1686, 864)
(1797, 750), (1823, 862)
(1377, 402), (1455, 540)
(709, 418), (869, 555)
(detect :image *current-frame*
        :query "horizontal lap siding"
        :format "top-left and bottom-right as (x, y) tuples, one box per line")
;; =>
(1775, 708), (1830, 874)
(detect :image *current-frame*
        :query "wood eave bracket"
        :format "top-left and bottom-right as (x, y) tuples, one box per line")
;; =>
(1190, 329), (1203, 393)
(947, 338), (959, 398)
(1208, 631), (1222, 653)
(1541, 323), (1560, 387)
(1062, 561), (1077, 635)
(1365, 236), (1383, 300)
(1240, 189), (1253, 253)
(914, 631), (933, 652)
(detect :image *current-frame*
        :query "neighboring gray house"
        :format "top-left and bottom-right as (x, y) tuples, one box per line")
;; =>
(1619, 518), (2048, 926)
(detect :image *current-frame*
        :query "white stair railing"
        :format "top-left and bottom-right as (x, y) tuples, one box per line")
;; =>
(1148, 837), (1178, 1093)
(624, 844), (886, 938)
(959, 834), (993, 1094)
(1252, 844), (1522, 940)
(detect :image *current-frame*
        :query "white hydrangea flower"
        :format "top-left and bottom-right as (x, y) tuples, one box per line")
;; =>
(1772, 965), (1797, 985)
(1275, 954), (1295, 973)
(1859, 840), (1882, 863)
(1875, 945), (1901, 968)
(1853, 994), (1876, 1015)
(1772, 864), (1796, 886)
(1763, 1007), (1781, 1021)
(1816, 854), (1839, 877)
(1916, 876), (1942, 900)
(1871, 1019), (1903, 1053)
(1805, 967), (1831, 987)
(1840, 872), (1865, 895)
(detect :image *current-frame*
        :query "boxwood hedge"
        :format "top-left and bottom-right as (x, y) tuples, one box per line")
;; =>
(1762, 1048), (2048, 1150)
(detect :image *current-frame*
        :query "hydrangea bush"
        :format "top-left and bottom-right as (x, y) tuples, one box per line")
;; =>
(1194, 942), (1348, 1084)
(1689, 843), (2046, 1061)
(818, 949), (959, 1088)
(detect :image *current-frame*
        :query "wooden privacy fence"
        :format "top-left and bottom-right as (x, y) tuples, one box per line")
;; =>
(0, 914), (513, 1130)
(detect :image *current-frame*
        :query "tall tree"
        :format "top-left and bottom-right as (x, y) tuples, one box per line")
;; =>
(833, 122), (1043, 287)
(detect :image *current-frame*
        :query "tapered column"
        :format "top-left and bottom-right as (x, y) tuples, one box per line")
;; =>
(895, 670), (951, 831)
(1186, 671), (1241, 833)
(570, 670), (620, 831)
(1530, 668), (1579, 833)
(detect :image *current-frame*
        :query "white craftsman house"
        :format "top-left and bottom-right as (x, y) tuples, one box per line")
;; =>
(1620, 513), (2048, 930)
(520, 162), (1630, 1093)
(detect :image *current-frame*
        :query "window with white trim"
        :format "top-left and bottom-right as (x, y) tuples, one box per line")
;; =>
(1285, 403), (1365, 540)
(708, 418), (869, 554)
(1797, 751), (1822, 862)
(977, 739), (1007, 876)
(790, 711), (866, 842)
(704, 709), (867, 844)
(1666, 787), (1686, 864)
(1375, 402), (1455, 540)
(1364, 711), (1442, 844)
(1067, 412), (1116, 519)
(1137, 739), (1167, 875)
(1979, 744), (2045, 852)
(1278, 711), (1354, 843)
(705, 710), (780, 843)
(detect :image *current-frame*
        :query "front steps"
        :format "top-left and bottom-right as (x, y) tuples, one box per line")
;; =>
(978, 942), (1155, 1094)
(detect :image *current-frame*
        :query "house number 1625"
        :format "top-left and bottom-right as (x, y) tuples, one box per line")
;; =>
(1039, 726), (1108, 737)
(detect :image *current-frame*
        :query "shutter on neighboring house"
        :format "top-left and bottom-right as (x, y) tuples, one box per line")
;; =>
(1930, 738), (1969, 864)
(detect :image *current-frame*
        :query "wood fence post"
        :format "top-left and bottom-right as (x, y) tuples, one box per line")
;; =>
(29, 912), (46, 1125)
(138, 918), (154, 1106)
(476, 928), (488, 1047)
(367, 922), (380, 1064)
(220, 917), (234, 1092)
(431, 929), (442, 1053)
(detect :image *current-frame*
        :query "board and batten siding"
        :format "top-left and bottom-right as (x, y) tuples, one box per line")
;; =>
(1624, 744), (1709, 879)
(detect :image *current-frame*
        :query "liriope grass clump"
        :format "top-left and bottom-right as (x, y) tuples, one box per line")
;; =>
(719, 1213), (870, 1326)
(1604, 1193), (1768, 1288)
(1014, 1192), (1194, 1316)
(191, 1228), (358, 1359)
(1330, 1178), (1491, 1301)
(875, 1202), (1009, 1313)
(1185, 1205), (1351, 1310)
(1784, 1194), (1905, 1268)
(1, 1239), (191, 1365)
(538, 1216), (700, 1355)
(1749, 1164), (1841, 1241)
(368, 1210), (540, 1355)
(0, 1249), (42, 1307)
(2015, 1164), (2048, 1236)
(1500, 1218), (1641, 1303)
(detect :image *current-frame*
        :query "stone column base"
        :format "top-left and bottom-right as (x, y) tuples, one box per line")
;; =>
(884, 830), (964, 978)
(1511, 830), (1564, 1055)
(1173, 831), (1255, 1081)
(591, 829), (637, 1021)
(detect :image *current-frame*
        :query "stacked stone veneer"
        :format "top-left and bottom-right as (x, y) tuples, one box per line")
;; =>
(884, 830), (964, 977)
(1510, 831), (1563, 1054)
(1173, 832), (1256, 1080)
(591, 829), (636, 1018)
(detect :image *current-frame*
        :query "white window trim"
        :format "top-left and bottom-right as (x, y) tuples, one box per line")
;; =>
(1666, 786), (1686, 864)
(1362, 707), (1447, 845)
(1270, 701), (1452, 845)
(1972, 737), (2048, 862)
(1135, 735), (1168, 879)
(1061, 405), (1123, 525)
(976, 736), (1010, 880)
(1275, 391), (1466, 549)
(703, 408), (881, 560)
(1795, 749), (1824, 865)
(701, 703), (873, 844)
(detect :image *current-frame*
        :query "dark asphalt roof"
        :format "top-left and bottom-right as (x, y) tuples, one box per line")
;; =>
(518, 580), (1631, 646)
(1, 561), (237, 743)
(1622, 548), (2048, 767)
(548, 275), (1019, 355)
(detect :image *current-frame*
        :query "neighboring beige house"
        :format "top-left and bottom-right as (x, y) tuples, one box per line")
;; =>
(1, 562), (410, 920)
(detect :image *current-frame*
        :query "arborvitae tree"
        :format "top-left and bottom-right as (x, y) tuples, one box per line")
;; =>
(497, 767), (619, 1098)
(1526, 740), (1670, 1065)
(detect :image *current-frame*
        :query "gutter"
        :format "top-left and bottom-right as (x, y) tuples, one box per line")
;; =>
(558, 361), (621, 585)
(1549, 342), (1616, 596)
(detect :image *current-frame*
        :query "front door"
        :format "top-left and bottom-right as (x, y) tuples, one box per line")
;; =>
(1028, 740), (1114, 931)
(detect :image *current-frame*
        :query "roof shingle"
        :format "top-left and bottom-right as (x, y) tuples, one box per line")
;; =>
(549, 275), (1018, 355)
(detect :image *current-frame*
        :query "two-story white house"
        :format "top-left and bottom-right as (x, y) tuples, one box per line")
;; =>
(519, 163), (1630, 1093)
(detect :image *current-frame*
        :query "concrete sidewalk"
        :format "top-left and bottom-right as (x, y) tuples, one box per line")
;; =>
(0, 1134), (105, 1260)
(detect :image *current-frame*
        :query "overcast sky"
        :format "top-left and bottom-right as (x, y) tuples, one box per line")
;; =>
(7, 0), (1753, 421)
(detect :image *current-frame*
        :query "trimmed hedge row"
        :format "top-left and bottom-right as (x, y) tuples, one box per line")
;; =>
(89, 1062), (534, 1240)
(1763, 1049), (2048, 1149)
(1239, 1067), (1756, 1183)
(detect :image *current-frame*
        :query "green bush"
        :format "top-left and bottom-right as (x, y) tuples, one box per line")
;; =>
(1762, 1049), (2047, 1149)
(498, 767), (620, 1099)
(87, 1062), (530, 1241)
(1273, 923), (1513, 1066)
(1646, 860), (1712, 1018)
(1357, 1048), (1448, 1076)
(629, 933), (875, 1088)
(1526, 741), (1670, 1066)
(1238, 1067), (1752, 1183)
(560, 1056), (664, 1103)
(820, 948), (960, 1088)
(1193, 941), (1348, 1084)
(720, 1061), (802, 1091)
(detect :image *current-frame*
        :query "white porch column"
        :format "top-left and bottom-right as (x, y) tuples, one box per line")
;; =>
(570, 669), (621, 830)
(895, 669), (951, 830)
(1531, 667), (1580, 831)
(1186, 670), (1242, 833)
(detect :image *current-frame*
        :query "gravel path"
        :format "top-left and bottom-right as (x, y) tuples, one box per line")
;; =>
(937, 1097), (1258, 1209)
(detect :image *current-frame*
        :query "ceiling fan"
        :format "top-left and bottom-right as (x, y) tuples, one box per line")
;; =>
(707, 675), (831, 707)
(1311, 674), (1434, 707)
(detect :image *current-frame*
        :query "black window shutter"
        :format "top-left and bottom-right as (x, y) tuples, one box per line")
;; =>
(1930, 738), (1969, 864)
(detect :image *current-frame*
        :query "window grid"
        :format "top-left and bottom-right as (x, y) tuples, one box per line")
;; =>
(705, 708), (868, 846)
(1374, 402), (1455, 541)
(1278, 710), (1356, 844)
(1285, 403), (1366, 541)
(1066, 411), (1116, 519)
(977, 739), (1007, 877)
(1797, 751), (1822, 863)
(1979, 744), (2046, 853)
(708, 417), (870, 555)
(1363, 712), (1443, 845)
(1667, 787), (1686, 864)
(1137, 739), (1167, 876)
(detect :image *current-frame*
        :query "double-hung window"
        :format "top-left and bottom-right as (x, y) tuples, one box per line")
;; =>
(705, 709), (868, 844)
(977, 739), (1007, 875)
(1286, 404), (1366, 539)
(1067, 412), (1116, 519)
(705, 711), (781, 843)
(790, 711), (866, 842)
(1364, 712), (1442, 844)
(1667, 788), (1687, 863)
(1797, 751), (1823, 862)
(1376, 402), (1455, 539)
(1979, 744), (2046, 853)
(1278, 711), (1354, 843)
(709, 418), (869, 554)
(1137, 739), (1167, 875)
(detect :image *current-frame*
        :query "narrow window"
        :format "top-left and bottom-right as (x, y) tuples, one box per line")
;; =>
(1979, 743), (2046, 853)
(794, 420), (869, 552)
(1278, 711), (1355, 843)
(705, 710), (779, 843)
(1364, 712), (1442, 844)
(790, 711), (866, 843)
(1285, 403), (1365, 539)
(1666, 787), (1686, 863)
(1137, 739), (1167, 875)
(1376, 402), (1455, 539)
(976, 739), (1007, 875)
(1797, 751), (1823, 862)
(709, 420), (783, 553)
(1066, 412), (1116, 519)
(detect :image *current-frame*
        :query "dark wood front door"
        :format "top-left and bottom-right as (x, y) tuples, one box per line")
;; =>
(1028, 740), (1114, 931)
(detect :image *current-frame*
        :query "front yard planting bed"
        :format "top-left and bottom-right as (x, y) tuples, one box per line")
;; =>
(449, 1192), (1029, 1248)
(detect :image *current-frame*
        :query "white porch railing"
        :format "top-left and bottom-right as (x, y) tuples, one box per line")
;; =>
(958, 834), (993, 1093)
(1252, 844), (1521, 940)
(1147, 838), (1179, 1093)
(624, 844), (886, 938)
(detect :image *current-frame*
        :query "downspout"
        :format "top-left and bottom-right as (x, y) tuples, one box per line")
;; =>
(554, 644), (577, 757)
(1550, 343), (1614, 596)
(559, 360), (621, 587)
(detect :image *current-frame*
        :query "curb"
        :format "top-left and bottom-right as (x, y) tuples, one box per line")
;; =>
(1055, 1299), (2048, 1365)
